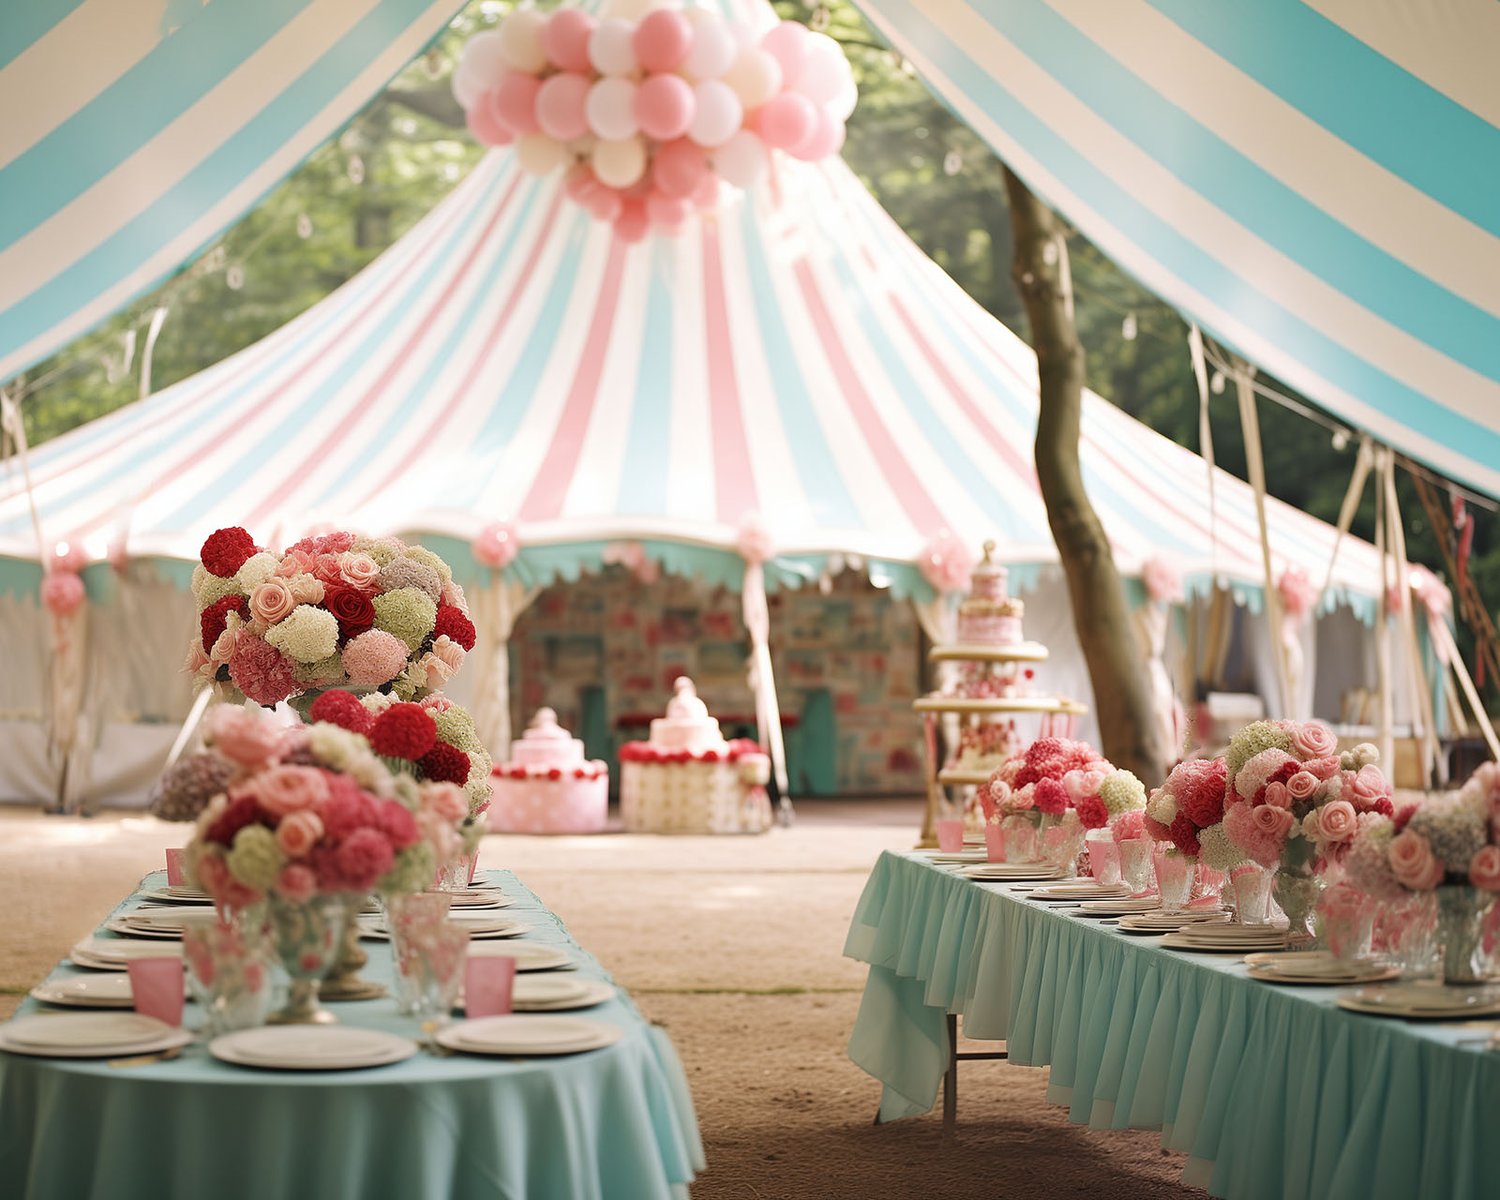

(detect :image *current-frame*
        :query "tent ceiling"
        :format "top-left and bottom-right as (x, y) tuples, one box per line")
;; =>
(848, 0), (1500, 497)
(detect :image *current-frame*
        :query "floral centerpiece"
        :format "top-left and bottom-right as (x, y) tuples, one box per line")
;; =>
(1144, 757), (1235, 864)
(186, 527), (477, 707)
(1345, 764), (1500, 983)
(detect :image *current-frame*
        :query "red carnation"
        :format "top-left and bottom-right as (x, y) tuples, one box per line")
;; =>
(1166, 757), (1229, 830)
(205, 793), (262, 846)
(1142, 813), (1173, 843)
(1169, 814), (1202, 857)
(1392, 803), (1418, 832)
(330, 828), (395, 892)
(1075, 795), (1109, 829)
(416, 742), (470, 785)
(374, 799), (421, 850)
(1034, 777), (1069, 815)
(200, 594), (250, 652)
(308, 690), (373, 734)
(369, 704), (438, 760)
(1373, 797), (1395, 818)
(322, 584), (375, 641)
(434, 605), (477, 652)
(201, 527), (258, 578)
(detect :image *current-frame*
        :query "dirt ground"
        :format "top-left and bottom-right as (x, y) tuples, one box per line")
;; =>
(0, 799), (1201, 1199)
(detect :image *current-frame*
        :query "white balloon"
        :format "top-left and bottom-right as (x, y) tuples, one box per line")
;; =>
(828, 76), (858, 122)
(592, 136), (647, 188)
(688, 80), (743, 148)
(586, 77), (640, 141)
(497, 10), (548, 74)
(721, 48), (782, 110)
(589, 18), (639, 76)
(516, 132), (568, 176)
(713, 129), (768, 188)
(795, 33), (848, 105)
(682, 19), (737, 80)
(453, 30), (507, 108)
(599, 0), (663, 20)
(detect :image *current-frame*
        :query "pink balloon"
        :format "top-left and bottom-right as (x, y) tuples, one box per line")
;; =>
(590, 187), (624, 223)
(760, 21), (810, 89)
(473, 523), (521, 569)
(789, 109), (844, 160)
(646, 191), (693, 228)
(466, 97), (514, 147)
(564, 162), (599, 203)
(635, 74), (695, 141)
(493, 71), (542, 134)
(755, 92), (816, 151)
(615, 199), (651, 243)
(634, 9), (693, 73)
(41, 571), (85, 617)
(691, 173), (719, 210)
(652, 138), (708, 199)
(543, 9), (595, 73)
(625, 175), (654, 202)
(535, 72), (592, 142)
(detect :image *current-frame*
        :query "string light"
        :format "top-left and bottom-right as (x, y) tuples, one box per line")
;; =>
(942, 148), (963, 176)
(1121, 311), (1137, 341)
(347, 155), (366, 184)
(296, 213), (313, 239)
(225, 265), (245, 291)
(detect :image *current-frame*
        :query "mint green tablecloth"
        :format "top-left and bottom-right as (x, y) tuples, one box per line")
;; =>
(844, 851), (1500, 1200)
(0, 871), (702, 1200)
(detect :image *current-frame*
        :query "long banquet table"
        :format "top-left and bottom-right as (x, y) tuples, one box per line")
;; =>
(0, 870), (703, 1200)
(844, 850), (1500, 1200)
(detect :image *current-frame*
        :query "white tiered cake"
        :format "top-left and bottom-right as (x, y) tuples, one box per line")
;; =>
(619, 678), (772, 834)
(955, 541), (1024, 647)
(489, 708), (609, 834)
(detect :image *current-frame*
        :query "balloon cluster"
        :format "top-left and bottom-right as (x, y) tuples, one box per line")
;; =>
(451, 3), (856, 242)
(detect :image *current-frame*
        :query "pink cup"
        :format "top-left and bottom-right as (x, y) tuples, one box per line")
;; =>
(935, 819), (965, 853)
(128, 957), (185, 1026)
(165, 848), (187, 887)
(984, 823), (1005, 863)
(465, 955), (516, 1018)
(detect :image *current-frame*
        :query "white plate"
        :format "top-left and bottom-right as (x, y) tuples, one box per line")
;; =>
(105, 917), (185, 940)
(469, 942), (573, 972)
(360, 916), (525, 942)
(2, 1012), (173, 1051)
(1248, 964), (1400, 986)
(210, 1026), (417, 1071)
(445, 890), (511, 909)
(1030, 883), (1129, 900)
(458, 976), (616, 1013)
(1244, 951), (1384, 978)
(436, 1015), (622, 1056)
(1175, 923), (1290, 944)
(0, 1025), (193, 1059)
(1117, 912), (1230, 933)
(917, 850), (987, 864)
(1077, 897), (1162, 915)
(140, 887), (214, 905)
(961, 865), (1061, 881)
(1337, 982), (1500, 1017)
(30, 974), (139, 1008)
(1160, 930), (1287, 954)
(70, 938), (183, 970)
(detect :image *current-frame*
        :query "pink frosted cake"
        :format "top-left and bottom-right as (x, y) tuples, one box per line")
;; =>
(489, 708), (608, 834)
(956, 540), (1023, 646)
(619, 678), (772, 834)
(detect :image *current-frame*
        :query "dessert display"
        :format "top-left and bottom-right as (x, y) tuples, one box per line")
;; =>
(955, 542), (1025, 647)
(489, 708), (609, 834)
(619, 678), (773, 834)
(951, 719), (1020, 776)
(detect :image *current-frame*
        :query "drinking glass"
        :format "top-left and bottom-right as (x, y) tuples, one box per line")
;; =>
(386, 893), (468, 1021)
(182, 911), (272, 1036)
(1118, 837), (1155, 897)
(1085, 832), (1121, 887)
(1229, 863), (1274, 925)
(1152, 846), (1193, 914)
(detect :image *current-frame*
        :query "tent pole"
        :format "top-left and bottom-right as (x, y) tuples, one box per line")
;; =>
(1315, 438), (1373, 614)
(1382, 456), (1442, 785)
(1233, 366), (1291, 715)
(1435, 619), (1500, 761)
(164, 687), (215, 773)
(1373, 452), (1395, 772)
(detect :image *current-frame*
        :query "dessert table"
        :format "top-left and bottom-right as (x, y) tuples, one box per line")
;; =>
(844, 851), (1500, 1200)
(0, 870), (703, 1200)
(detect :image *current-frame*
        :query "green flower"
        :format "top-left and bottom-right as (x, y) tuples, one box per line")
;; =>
(264, 604), (340, 664)
(379, 558), (442, 601)
(226, 825), (284, 890)
(294, 654), (345, 684)
(1225, 721), (1293, 781)
(1099, 769), (1146, 815)
(1197, 824), (1248, 871)
(434, 707), (482, 754)
(403, 546), (453, 585)
(371, 587), (437, 652)
(367, 542), (400, 567)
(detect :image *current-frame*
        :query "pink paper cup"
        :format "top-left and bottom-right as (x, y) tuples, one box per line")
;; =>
(935, 819), (964, 853)
(128, 957), (185, 1026)
(465, 955), (516, 1018)
(984, 823), (1005, 863)
(165, 848), (187, 887)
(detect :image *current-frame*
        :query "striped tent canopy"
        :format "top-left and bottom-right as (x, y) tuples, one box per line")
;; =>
(0, 146), (1386, 613)
(850, 0), (1500, 497)
(0, 0), (464, 385)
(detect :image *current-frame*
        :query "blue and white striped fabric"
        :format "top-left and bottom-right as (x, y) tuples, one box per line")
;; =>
(0, 143), (1389, 611)
(850, 0), (1500, 497)
(0, 0), (463, 384)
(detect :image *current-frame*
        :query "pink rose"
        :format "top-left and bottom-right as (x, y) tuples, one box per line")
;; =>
(1469, 846), (1500, 892)
(1286, 771), (1319, 802)
(1290, 721), (1338, 760)
(1251, 803), (1295, 841)
(413, 652), (453, 691)
(274, 551), (314, 578)
(1390, 830), (1445, 890)
(1350, 764), (1392, 809)
(275, 809), (325, 857)
(288, 574), (325, 606)
(337, 551), (380, 590)
(249, 578), (297, 626)
(420, 782), (469, 824)
(276, 863), (318, 903)
(1317, 799), (1358, 843)
(1263, 781), (1292, 809)
(1304, 756), (1341, 781)
(204, 706), (283, 770)
(432, 635), (466, 675)
(253, 765), (330, 818)
(1010, 784), (1036, 813)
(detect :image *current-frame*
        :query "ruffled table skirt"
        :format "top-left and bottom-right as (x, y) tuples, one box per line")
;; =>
(844, 851), (1500, 1200)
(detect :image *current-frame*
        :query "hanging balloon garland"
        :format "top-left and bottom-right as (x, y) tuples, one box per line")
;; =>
(451, 3), (857, 242)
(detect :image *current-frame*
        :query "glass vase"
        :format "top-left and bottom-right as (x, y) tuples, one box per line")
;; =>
(265, 892), (350, 1025)
(386, 892), (469, 1022)
(181, 910), (272, 1037)
(1085, 831), (1121, 887)
(1273, 851), (1323, 946)
(1040, 812), (1085, 878)
(1002, 814), (1040, 863)
(1436, 884), (1495, 986)
(1376, 890), (1438, 978)
(319, 893), (386, 1002)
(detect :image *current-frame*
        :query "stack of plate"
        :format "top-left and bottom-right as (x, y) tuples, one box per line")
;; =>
(1116, 909), (1230, 935)
(959, 863), (1061, 883)
(70, 938), (183, 970)
(435, 1015), (622, 1056)
(1076, 896), (1162, 917)
(470, 942), (574, 972)
(209, 1026), (417, 1070)
(358, 912), (526, 942)
(1029, 880), (1130, 902)
(29, 973), (173, 1009)
(459, 975), (615, 1013)
(916, 849), (988, 865)
(0, 1012), (192, 1058)
(442, 888), (513, 910)
(140, 885), (213, 906)
(1244, 951), (1399, 986)
(1159, 923), (1289, 953)
(105, 907), (207, 940)
(1336, 981), (1500, 1019)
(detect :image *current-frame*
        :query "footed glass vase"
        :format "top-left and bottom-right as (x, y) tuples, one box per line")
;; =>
(1436, 885), (1494, 986)
(320, 893), (386, 1002)
(1272, 852), (1323, 946)
(266, 893), (350, 1025)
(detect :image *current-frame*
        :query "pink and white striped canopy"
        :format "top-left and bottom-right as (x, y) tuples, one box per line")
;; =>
(0, 147), (1385, 606)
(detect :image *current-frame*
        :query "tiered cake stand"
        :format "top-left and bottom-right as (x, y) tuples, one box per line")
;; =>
(914, 642), (1087, 846)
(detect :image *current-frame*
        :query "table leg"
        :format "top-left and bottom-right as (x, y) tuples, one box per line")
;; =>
(943, 1013), (958, 1134)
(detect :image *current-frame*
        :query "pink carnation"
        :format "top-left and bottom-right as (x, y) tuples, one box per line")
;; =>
(1113, 810), (1147, 841)
(375, 799), (421, 850)
(1234, 748), (1296, 800)
(1223, 801), (1283, 868)
(1034, 777), (1069, 815)
(251, 765), (330, 818)
(421, 782), (470, 824)
(196, 853), (262, 910)
(1165, 757), (1228, 829)
(1290, 721), (1338, 760)
(226, 634), (298, 707)
(1304, 756), (1341, 781)
(329, 828), (395, 892)
(1076, 795), (1108, 829)
(276, 863), (318, 903)
(204, 706), (283, 770)
(341, 629), (409, 687)
(318, 786), (377, 842)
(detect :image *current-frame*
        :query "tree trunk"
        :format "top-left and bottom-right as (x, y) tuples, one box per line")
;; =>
(1001, 166), (1169, 785)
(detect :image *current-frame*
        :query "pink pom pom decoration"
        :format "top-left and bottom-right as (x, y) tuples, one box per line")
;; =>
(919, 530), (974, 595)
(42, 570), (86, 617)
(473, 522), (520, 570)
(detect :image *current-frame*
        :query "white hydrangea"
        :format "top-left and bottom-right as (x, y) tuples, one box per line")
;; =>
(1146, 787), (1178, 826)
(233, 552), (280, 592)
